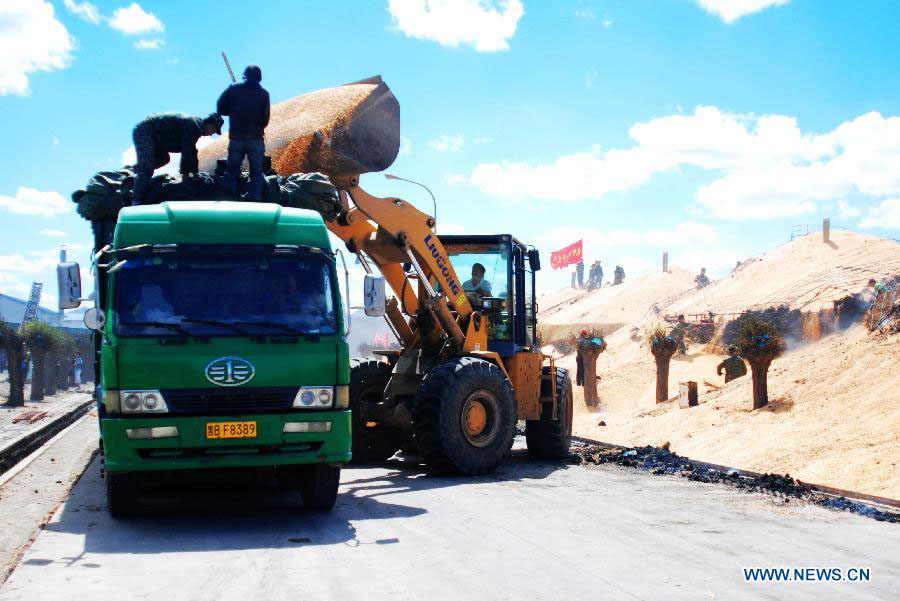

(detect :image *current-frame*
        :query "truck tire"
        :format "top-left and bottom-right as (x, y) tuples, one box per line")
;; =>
(411, 357), (516, 475)
(349, 358), (406, 463)
(299, 464), (341, 511)
(525, 367), (573, 459)
(107, 472), (139, 518)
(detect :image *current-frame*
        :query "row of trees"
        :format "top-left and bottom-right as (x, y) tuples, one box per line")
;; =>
(651, 317), (784, 410)
(1, 320), (92, 407)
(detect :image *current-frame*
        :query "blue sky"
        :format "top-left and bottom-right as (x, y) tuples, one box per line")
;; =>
(1, 0), (899, 312)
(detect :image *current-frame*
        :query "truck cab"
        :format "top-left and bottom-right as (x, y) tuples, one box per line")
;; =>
(60, 201), (351, 516)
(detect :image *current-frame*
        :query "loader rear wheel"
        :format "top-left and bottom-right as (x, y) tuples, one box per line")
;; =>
(349, 358), (406, 464)
(411, 357), (516, 475)
(525, 367), (573, 459)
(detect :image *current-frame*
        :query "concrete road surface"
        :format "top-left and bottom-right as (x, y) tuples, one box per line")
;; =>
(1, 451), (897, 601)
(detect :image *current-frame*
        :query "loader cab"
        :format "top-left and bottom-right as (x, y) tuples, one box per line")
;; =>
(441, 235), (539, 357)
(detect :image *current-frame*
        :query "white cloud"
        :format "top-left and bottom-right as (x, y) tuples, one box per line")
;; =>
(445, 173), (467, 186)
(387, 0), (524, 52)
(51, 137), (60, 148)
(438, 223), (467, 235)
(0, 252), (59, 274)
(584, 67), (597, 89)
(836, 199), (860, 219)
(538, 221), (719, 251)
(41, 228), (68, 237)
(428, 134), (464, 152)
(0, 0), (74, 96)
(63, 0), (101, 24)
(398, 136), (412, 156)
(860, 198), (900, 230)
(573, 4), (595, 20)
(134, 38), (164, 50)
(108, 3), (164, 35)
(696, 0), (789, 23)
(474, 136), (493, 145)
(468, 107), (900, 221)
(0, 187), (68, 218)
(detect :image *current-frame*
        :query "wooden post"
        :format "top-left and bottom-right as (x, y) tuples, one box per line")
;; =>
(662, 252), (668, 273)
(823, 218), (830, 243)
(679, 381), (698, 408)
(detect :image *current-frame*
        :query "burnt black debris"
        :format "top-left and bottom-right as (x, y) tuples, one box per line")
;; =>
(570, 442), (899, 523)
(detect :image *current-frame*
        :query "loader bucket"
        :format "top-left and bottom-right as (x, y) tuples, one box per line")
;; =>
(199, 75), (400, 179)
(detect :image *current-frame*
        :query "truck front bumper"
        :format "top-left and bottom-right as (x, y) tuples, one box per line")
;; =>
(102, 411), (351, 473)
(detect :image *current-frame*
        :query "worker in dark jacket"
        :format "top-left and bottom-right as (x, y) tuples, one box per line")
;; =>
(131, 112), (223, 205)
(717, 346), (748, 383)
(217, 64), (271, 201)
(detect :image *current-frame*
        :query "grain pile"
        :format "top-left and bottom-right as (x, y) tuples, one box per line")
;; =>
(199, 75), (400, 178)
(539, 230), (900, 497)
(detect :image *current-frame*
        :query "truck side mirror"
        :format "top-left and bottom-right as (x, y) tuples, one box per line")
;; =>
(57, 262), (82, 309)
(363, 274), (386, 318)
(83, 307), (106, 331)
(528, 249), (541, 271)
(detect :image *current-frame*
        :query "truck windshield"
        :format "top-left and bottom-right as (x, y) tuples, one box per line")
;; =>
(113, 253), (337, 337)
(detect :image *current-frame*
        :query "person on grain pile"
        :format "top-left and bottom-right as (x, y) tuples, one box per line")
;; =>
(671, 314), (689, 355)
(218, 65), (271, 202)
(694, 267), (710, 289)
(131, 112), (223, 205)
(717, 346), (747, 383)
(576, 260), (585, 289)
(575, 329), (589, 386)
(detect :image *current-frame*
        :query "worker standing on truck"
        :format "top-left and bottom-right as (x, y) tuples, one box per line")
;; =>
(717, 346), (747, 383)
(218, 64), (271, 202)
(131, 112), (223, 205)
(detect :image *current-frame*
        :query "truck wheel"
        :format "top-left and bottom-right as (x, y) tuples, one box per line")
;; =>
(349, 358), (406, 463)
(107, 472), (139, 518)
(525, 367), (573, 459)
(412, 357), (516, 475)
(299, 464), (341, 511)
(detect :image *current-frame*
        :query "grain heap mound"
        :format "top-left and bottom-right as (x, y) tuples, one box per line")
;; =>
(200, 76), (400, 180)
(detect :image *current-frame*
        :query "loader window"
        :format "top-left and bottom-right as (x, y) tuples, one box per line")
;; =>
(445, 244), (512, 341)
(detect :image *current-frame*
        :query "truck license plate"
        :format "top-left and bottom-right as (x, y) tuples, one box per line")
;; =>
(206, 421), (257, 439)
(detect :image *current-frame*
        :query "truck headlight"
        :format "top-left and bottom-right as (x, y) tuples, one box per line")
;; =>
(293, 386), (334, 409)
(120, 390), (169, 413)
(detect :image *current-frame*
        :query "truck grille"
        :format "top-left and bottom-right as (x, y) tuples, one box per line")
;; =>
(160, 387), (297, 415)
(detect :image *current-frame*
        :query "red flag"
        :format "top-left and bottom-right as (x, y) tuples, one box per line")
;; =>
(550, 240), (583, 270)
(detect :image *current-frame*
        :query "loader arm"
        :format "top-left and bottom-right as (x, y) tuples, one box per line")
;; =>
(327, 183), (488, 354)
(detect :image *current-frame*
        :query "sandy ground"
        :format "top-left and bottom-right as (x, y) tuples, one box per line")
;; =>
(563, 318), (900, 499)
(541, 231), (900, 499)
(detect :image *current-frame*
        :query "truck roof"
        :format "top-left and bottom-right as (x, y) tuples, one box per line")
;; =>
(113, 201), (333, 250)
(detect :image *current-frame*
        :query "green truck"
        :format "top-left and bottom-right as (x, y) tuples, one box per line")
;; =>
(59, 201), (351, 516)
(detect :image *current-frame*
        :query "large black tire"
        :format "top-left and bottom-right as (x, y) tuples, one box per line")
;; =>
(299, 464), (341, 511)
(107, 472), (139, 518)
(411, 357), (516, 475)
(349, 358), (407, 463)
(525, 367), (573, 459)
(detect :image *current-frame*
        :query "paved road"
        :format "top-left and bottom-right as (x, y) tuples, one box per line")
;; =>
(1, 449), (897, 601)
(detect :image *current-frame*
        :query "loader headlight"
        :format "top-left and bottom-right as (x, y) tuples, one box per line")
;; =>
(293, 386), (334, 409)
(120, 390), (169, 413)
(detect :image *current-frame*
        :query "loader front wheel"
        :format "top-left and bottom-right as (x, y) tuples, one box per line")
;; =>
(349, 359), (406, 464)
(412, 357), (516, 474)
(525, 367), (573, 459)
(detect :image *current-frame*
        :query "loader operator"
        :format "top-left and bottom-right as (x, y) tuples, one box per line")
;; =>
(462, 263), (492, 298)
(217, 64), (271, 202)
(131, 112), (223, 206)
